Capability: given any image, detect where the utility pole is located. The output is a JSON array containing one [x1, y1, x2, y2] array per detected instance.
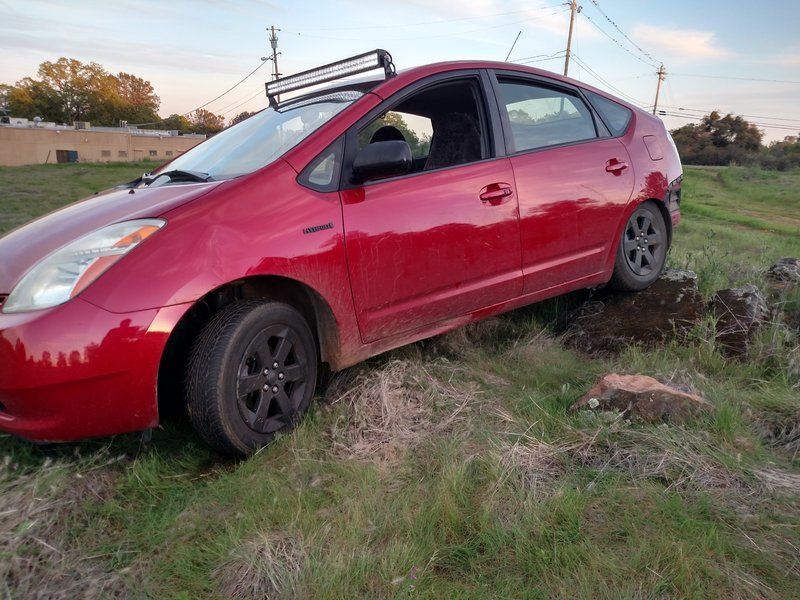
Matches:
[[268, 26, 281, 80], [564, 0, 578, 76], [652, 63, 666, 115]]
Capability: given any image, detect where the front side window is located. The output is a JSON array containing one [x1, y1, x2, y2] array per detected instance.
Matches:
[[355, 78, 488, 176], [498, 80, 597, 152], [153, 90, 363, 182]]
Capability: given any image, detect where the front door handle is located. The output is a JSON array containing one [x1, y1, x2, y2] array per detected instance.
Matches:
[[480, 183, 514, 205], [605, 159, 629, 174]]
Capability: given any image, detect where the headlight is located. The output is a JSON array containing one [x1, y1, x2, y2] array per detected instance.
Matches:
[[3, 219, 165, 313]]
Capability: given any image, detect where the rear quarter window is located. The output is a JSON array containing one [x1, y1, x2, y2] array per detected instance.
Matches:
[[586, 91, 632, 136]]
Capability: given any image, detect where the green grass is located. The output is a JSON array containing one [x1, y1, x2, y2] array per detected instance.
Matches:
[[0, 161, 152, 234], [1, 164, 799, 598]]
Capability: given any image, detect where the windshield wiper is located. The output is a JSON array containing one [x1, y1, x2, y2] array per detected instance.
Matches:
[[140, 169, 214, 186]]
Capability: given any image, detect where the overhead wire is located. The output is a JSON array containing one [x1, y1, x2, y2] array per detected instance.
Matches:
[[183, 60, 269, 116], [580, 10, 657, 68], [587, 0, 659, 66], [658, 112, 800, 132], [669, 73, 800, 85], [570, 55, 649, 107]]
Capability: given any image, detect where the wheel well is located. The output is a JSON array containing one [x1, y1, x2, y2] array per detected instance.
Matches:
[[156, 276, 339, 417], [651, 197, 673, 248]]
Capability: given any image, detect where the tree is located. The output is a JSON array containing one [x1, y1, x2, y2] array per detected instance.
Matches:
[[158, 113, 192, 132], [1, 57, 161, 126], [671, 111, 763, 166], [188, 109, 225, 135], [230, 110, 256, 126], [114, 72, 160, 125]]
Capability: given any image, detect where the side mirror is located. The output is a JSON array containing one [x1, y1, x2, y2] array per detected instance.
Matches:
[[352, 140, 412, 183]]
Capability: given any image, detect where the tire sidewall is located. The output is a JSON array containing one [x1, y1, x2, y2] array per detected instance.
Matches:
[[198, 302, 317, 455], [611, 201, 667, 291]]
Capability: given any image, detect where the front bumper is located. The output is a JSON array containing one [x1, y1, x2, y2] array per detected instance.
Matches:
[[0, 298, 188, 442]]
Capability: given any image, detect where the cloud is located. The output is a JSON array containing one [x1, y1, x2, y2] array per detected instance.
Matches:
[[632, 25, 730, 60]]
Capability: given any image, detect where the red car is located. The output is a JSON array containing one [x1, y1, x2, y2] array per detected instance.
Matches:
[[0, 51, 681, 456]]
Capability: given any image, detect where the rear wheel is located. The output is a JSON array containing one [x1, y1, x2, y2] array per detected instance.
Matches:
[[187, 300, 317, 456], [609, 201, 668, 291]]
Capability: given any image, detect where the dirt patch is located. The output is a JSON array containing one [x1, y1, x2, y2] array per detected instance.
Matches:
[[215, 531, 307, 600], [0, 457, 127, 599], [324, 359, 476, 463]]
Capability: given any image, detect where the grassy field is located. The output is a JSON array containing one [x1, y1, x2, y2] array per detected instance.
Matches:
[[1, 164, 798, 599]]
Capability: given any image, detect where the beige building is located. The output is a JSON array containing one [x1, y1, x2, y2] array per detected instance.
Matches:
[[0, 122, 206, 166]]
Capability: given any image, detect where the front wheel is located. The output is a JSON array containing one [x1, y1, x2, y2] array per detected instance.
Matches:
[[186, 300, 318, 456], [609, 201, 668, 291]]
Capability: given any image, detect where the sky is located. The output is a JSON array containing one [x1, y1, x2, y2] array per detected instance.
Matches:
[[1, 0, 798, 143]]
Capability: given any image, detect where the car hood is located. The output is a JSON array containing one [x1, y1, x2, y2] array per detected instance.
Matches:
[[0, 180, 225, 293]]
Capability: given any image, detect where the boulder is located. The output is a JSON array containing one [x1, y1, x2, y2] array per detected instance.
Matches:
[[711, 285, 770, 358], [570, 373, 713, 424], [766, 257, 800, 285], [566, 270, 704, 355]]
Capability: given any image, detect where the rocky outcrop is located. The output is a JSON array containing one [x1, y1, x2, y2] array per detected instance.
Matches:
[[570, 373, 713, 424], [566, 270, 704, 355]]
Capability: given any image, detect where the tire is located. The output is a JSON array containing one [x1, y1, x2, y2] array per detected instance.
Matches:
[[186, 300, 318, 456], [609, 201, 668, 291]]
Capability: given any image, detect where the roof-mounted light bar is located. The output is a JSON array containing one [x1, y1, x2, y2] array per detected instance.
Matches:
[[266, 49, 395, 106]]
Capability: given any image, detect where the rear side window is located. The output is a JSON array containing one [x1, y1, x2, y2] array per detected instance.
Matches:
[[497, 80, 597, 152], [585, 91, 632, 136]]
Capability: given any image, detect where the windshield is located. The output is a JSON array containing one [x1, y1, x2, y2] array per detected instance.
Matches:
[[152, 90, 363, 181]]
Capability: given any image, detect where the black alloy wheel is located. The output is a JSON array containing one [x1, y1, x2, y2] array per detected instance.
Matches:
[[187, 300, 317, 456], [609, 201, 668, 291]]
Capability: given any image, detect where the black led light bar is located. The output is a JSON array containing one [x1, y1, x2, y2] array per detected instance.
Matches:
[[266, 49, 395, 106]]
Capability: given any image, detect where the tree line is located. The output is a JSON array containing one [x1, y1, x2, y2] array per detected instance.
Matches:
[[670, 111, 800, 170], [0, 57, 246, 135]]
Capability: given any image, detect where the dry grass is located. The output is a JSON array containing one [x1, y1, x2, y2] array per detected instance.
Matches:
[[324, 359, 477, 463], [494, 417, 772, 499], [0, 455, 126, 599], [494, 438, 565, 500], [214, 531, 307, 600]]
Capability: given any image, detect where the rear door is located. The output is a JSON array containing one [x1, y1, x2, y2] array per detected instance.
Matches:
[[492, 73, 634, 294], [340, 74, 522, 343]]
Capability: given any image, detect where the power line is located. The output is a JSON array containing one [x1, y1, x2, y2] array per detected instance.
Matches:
[[512, 50, 566, 65], [570, 55, 648, 107], [587, 0, 659, 66], [658, 112, 800, 132], [580, 10, 657, 68], [658, 104, 800, 125], [670, 73, 800, 85], [183, 60, 269, 116], [218, 89, 267, 117]]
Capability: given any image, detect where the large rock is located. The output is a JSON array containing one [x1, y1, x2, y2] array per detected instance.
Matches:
[[566, 270, 705, 355], [711, 285, 770, 358], [765, 258, 800, 332], [570, 373, 713, 424], [766, 257, 800, 285]]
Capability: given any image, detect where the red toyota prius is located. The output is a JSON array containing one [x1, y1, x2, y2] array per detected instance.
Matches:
[[0, 51, 681, 455]]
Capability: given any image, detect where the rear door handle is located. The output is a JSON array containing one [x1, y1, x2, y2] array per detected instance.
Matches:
[[480, 183, 514, 205], [605, 159, 629, 174]]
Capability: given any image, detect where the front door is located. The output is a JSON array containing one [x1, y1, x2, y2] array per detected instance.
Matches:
[[341, 76, 522, 343]]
